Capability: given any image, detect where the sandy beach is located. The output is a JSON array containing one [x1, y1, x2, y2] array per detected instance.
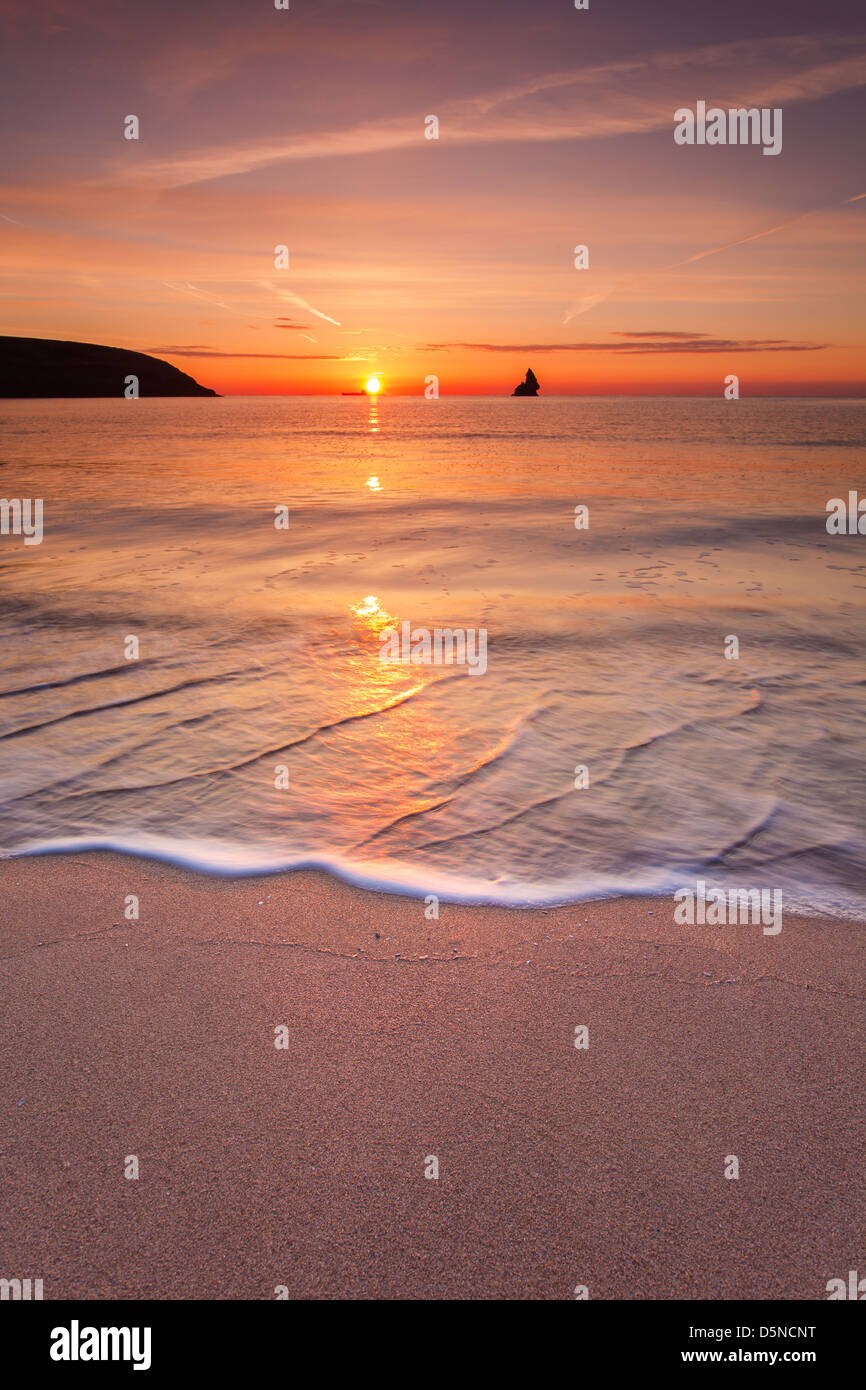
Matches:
[[1, 851, 863, 1300]]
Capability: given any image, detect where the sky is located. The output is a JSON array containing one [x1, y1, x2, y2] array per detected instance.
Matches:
[[0, 0, 864, 395]]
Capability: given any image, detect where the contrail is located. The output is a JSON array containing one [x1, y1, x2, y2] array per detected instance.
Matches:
[[162, 278, 341, 329], [563, 190, 866, 322], [258, 280, 341, 326]]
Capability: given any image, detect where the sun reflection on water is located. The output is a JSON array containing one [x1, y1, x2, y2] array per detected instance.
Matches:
[[350, 593, 394, 636]]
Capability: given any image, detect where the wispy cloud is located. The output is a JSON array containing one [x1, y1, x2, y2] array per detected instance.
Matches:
[[149, 347, 342, 360], [563, 188, 866, 322], [424, 334, 829, 354], [257, 280, 341, 327], [102, 33, 866, 190]]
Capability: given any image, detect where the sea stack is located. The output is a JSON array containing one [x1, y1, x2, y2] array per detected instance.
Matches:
[[512, 368, 539, 396]]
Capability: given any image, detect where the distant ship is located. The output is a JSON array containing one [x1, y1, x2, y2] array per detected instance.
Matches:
[[341, 390, 365, 396]]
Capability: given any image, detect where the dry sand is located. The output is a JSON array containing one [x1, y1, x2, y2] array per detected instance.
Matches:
[[0, 851, 863, 1300]]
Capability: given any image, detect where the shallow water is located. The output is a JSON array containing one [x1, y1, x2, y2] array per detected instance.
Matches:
[[1, 395, 864, 914]]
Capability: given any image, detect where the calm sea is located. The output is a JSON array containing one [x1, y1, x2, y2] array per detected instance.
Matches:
[[1, 396, 864, 915]]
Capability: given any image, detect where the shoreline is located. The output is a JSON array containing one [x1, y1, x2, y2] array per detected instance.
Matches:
[[7, 842, 866, 923], [1, 850, 864, 1299]]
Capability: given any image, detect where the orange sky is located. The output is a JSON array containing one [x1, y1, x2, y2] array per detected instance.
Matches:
[[1, 1, 864, 394]]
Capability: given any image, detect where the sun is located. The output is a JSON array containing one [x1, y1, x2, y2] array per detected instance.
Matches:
[[364, 376, 381, 394]]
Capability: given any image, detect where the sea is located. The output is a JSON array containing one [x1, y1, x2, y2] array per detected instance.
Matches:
[[1, 395, 864, 916]]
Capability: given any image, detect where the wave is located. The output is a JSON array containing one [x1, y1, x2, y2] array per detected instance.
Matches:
[[7, 833, 866, 921], [0, 666, 254, 742], [787, 439, 865, 448]]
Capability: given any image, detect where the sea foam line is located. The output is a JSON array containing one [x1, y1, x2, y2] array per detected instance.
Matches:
[[5, 833, 866, 919]]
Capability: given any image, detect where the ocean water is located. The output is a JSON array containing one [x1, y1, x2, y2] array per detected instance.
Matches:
[[1, 395, 864, 915]]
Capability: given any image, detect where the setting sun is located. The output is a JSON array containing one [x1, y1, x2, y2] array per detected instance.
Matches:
[[364, 377, 381, 394]]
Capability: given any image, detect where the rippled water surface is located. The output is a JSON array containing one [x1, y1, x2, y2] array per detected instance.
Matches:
[[1, 396, 864, 914]]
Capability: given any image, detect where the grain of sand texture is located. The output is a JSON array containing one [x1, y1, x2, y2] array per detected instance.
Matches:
[[1, 852, 863, 1300]]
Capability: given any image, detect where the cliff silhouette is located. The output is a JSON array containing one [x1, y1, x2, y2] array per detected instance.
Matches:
[[0, 336, 218, 398], [512, 368, 539, 396]]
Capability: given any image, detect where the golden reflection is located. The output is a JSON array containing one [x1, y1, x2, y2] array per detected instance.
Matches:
[[365, 474, 382, 490], [350, 593, 394, 636], [341, 599, 445, 814]]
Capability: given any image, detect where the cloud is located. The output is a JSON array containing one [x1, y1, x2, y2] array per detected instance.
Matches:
[[258, 280, 341, 326], [149, 347, 342, 359], [106, 32, 866, 189], [614, 330, 713, 339], [423, 334, 829, 354]]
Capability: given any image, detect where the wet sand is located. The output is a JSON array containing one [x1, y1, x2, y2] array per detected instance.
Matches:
[[0, 851, 863, 1300]]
